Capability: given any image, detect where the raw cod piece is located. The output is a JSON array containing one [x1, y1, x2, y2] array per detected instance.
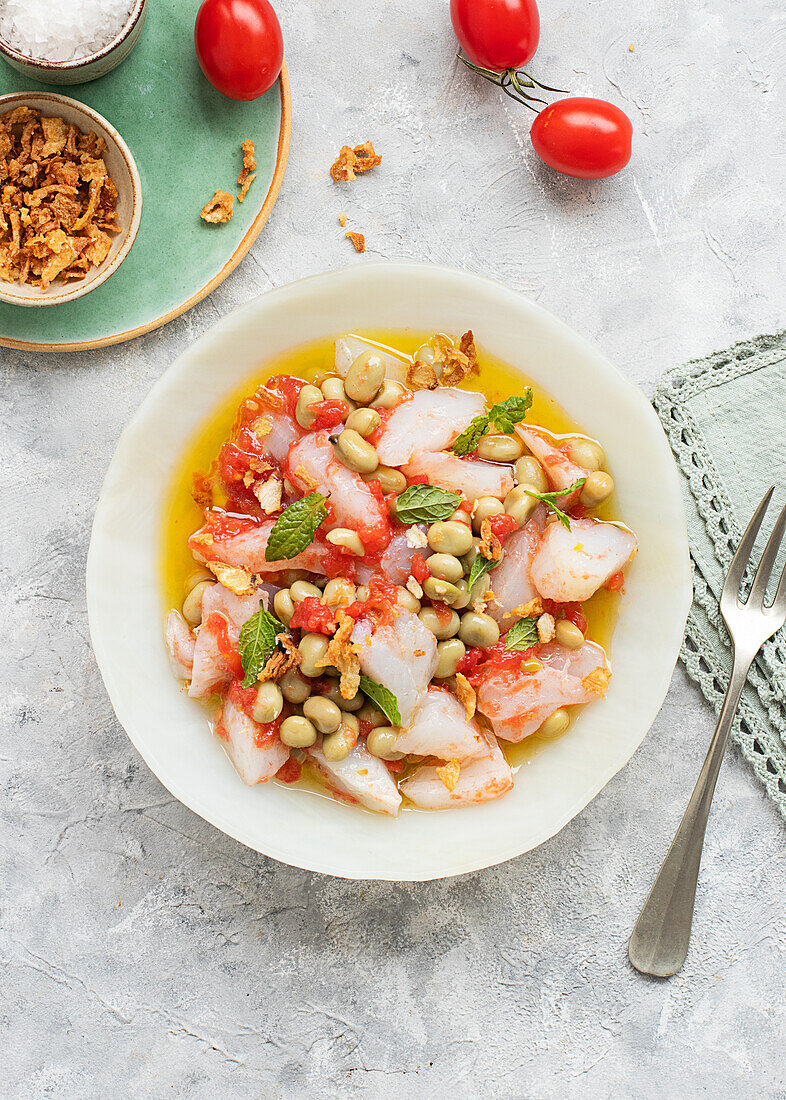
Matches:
[[287, 431, 389, 549], [487, 506, 546, 624], [399, 731, 513, 809], [188, 582, 266, 698], [165, 610, 195, 680], [216, 693, 289, 785], [530, 519, 637, 603], [515, 426, 587, 495], [307, 739, 402, 816], [476, 641, 610, 742], [190, 517, 331, 576], [376, 388, 486, 466], [351, 609, 437, 726], [395, 687, 487, 760], [403, 450, 514, 503]]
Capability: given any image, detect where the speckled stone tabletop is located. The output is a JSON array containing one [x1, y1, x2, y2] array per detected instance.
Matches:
[[3, 1, 786, 1096]]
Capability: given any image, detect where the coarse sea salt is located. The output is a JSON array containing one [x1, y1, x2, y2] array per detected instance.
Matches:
[[0, 0, 134, 63]]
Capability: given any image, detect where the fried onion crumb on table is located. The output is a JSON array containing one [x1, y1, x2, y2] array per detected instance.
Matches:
[[200, 189, 234, 224]]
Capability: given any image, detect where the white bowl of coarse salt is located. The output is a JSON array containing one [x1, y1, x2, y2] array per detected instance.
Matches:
[[0, 0, 146, 85]]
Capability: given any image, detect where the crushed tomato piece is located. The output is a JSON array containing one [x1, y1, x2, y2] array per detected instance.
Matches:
[[289, 596, 337, 635]]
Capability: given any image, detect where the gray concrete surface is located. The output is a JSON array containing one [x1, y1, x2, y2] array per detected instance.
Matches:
[[2, 0, 785, 1096]]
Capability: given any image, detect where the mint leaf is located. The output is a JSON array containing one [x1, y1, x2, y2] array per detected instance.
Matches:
[[505, 616, 539, 651], [238, 604, 287, 687], [488, 392, 533, 434], [450, 414, 489, 456], [450, 391, 533, 455], [394, 484, 462, 524], [524, 478, 586, 530], [265, 492, 328, 561], [468, 551, 498, 589], [359, 675, 402, 726]]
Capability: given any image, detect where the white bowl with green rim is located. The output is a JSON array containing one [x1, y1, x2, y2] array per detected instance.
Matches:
[[87, 262, 692, 882], [0, 92, 142, 307]]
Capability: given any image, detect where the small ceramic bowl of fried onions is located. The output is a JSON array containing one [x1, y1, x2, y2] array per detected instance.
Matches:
[[0, 91, 142, 307]]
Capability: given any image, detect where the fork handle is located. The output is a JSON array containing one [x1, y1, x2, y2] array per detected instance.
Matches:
[[628, 649, 752, 977]]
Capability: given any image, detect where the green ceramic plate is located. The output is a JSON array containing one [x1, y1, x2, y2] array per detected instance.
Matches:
[[0, 0, 290, 351]]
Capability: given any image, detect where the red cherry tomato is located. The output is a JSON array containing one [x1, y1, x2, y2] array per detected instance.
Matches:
[[450, 0, 540, 72], [530, 98, 632, 179], [195, 0, 283, 102]]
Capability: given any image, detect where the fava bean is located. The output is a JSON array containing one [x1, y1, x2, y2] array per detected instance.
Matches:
[[434, 638, 466, 678], [344, 349, 386, 403], [450, 578, 472, 610], [427, 520, 474, 556], [580, 471, 614, 507], [422, 576, 462, 604], [357, 703, 387, 728], [555, 620, 585, 649], [458, 611, 500, 648], [321, 376, 355, 411], [326, 527, 365, 556], [418, 606, 460, 640], [252, 681, 284, 724], [367, 726, 404, 760], [298, 632, 330, 677], [273, 588, 295, 625], [295, 383, 324, 429], [450, 508, 473, 527], [504, 485, 539, 526], [322, 680, 363, 711], [476, 433, 523, 463], [427, 553, 464, 583], [472, 496, 505, 534], [362, 465, 406, 494], [345, 407, 381, 437], [182, 579, 214, 626], [322, 725, 354, 762], [331, 428, 379, 474], [303, 695, 342, 734], [514, 456, 548, 493], [395, 586, 421, 613], [322, 577, 356, 608], [370, 379, 407, 409], [279, 670, 311, 704], [520, 657, 543, 674], [565, 436, 605, 472], [280, 715, 317, 748], [538, 708, 570, 739], [290, 579, 322, 602]]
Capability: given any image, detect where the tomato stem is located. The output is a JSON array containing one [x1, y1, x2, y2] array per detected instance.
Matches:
[[457, 52, 568, 112]]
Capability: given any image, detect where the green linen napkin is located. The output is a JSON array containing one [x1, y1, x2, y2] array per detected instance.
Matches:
[[654, 332, 786, 819]]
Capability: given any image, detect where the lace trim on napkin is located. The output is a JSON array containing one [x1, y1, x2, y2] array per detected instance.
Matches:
[[655, 332, 786, 819]]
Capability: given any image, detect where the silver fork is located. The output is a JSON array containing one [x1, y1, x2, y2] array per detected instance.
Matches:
[[629, 486, 786, 977]]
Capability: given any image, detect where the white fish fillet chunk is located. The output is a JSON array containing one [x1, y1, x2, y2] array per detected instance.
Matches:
[[516, 426, 587, 494], [190, 518, 330, 576], [403, 450, 514, 503], [476, 641, 610, 742], [352, 609, 437, 726], [376, 388, 485, 466], [216, 694, 289, 785], [287, 431, 389, 548], [335, 335, 410, 384], [530, 519, 637, 603], [356, 530, 430, 586], [307, 740, 402, 816], [399, 731, 513, 809], [165, 610, 195, 680], [487, 506, 546, 624], [395, 687, 487, 760], [188, 582, 264, 698]]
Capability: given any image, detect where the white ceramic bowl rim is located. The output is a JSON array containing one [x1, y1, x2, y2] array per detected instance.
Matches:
[[87, 262, 693, 881], [0, 91, 142, 307], [0, 0, 145, 70]]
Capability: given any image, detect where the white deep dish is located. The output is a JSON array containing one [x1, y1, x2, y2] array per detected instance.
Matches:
[[87, 263, 692, 881]]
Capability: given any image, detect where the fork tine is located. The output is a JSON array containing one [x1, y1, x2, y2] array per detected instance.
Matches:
[[750, 501, 786, 606], [723, 487, 774, 602]]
